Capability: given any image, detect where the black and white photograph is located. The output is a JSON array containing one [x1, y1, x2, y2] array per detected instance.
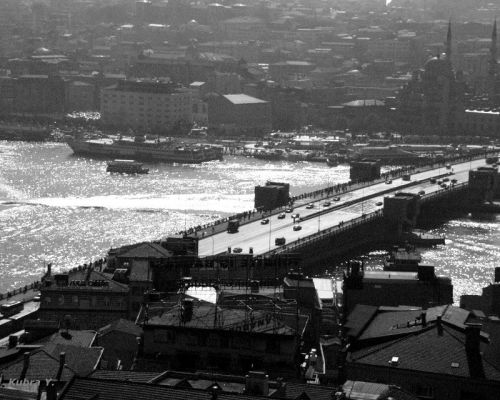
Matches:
[[0, 0, 499, 398]]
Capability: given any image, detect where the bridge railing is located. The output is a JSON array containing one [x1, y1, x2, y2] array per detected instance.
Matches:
[[266, 181, 472, 256], [420, 182, 469, 202], [266, 210, 384, 256]]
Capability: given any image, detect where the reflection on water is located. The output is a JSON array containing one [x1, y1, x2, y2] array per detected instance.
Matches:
[[0, 141, 498, 302], [0, 141, 349, 291]]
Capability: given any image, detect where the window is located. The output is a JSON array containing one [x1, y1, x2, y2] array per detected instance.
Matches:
[[72, 295, 78, 304], [104, 296, 110, 307]]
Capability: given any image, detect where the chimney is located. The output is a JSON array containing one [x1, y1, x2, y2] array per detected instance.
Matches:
[[182, 298, 194, 322], [46, 380, 58, 400], [56, 352, 66, 381], [495, 267, 500, 283], [421, 312, 427, 327], [47, 263, 52, 276], [436, 315, 443, 336], [20, 352, 30, 380], [465, 323, 485, 379], [245, 371, 269, 396]]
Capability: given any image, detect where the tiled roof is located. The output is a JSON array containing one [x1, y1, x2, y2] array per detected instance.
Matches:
[[145, 299, 300, 335], [98, 318, 143, 337], [349, 324, 500, 381], [344, 304, 378, 338], [358, 309, 424, 342], [60, 377, 276, 400], [37, 330, 97, 348], [341, 381, 419, 400], [44, 343, 103, 377], [0, 387, 38, 399], [88, 370, 162, 382], [281, 382, 334, 400], [0, 349, 76, 381], [117, 243, 172, 259]]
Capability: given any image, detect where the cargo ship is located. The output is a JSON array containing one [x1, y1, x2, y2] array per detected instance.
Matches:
[[66, 135, 223, 164]]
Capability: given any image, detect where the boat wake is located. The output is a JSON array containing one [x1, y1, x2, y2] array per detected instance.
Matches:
[[0, 193, 254, 214]]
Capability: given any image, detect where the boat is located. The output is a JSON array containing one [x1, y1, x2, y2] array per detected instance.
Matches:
[[106, 159, 149, 174], [66, 135, 224, 164]]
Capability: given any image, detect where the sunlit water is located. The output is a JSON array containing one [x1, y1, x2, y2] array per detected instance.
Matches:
[[0, 141, 499, 304]]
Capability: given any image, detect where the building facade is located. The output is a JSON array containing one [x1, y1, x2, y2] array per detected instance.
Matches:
[[100, 79, 193, 131]]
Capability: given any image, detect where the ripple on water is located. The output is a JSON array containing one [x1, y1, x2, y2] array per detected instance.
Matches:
[[0, 141, 499, 299]]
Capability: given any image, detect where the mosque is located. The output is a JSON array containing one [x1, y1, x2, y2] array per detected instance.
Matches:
[[397, 21, 499, 136]]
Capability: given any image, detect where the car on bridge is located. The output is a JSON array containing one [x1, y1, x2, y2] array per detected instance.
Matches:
[[277, 213, 286, 219], [376, 201, 383, 206], [285, 208, 293, 213], [261, 218, 269, 225], [232, 247, 242, 253], [430, 178, 436, 184], [451, 178, 458, 184], [275, 237, 286, 245], [323, 201, 331, 207], [293, 224, 302, 231], [334, 197, 341, 201], [443, 177, 450, 182], [386, 179, 392, 184], [306, 203, 314, 209], [418, 190, 426, 195]]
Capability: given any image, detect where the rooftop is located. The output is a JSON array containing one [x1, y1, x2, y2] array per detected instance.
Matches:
[[223, 94, 268, 105]]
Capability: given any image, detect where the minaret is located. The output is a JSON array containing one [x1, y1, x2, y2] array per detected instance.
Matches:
[[489, 20, 498, 103], [446, 19, 452, 61], [489, 19, 498, 81]]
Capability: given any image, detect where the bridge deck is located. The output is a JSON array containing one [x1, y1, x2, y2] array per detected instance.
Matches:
[[197, 158, 489, 257]]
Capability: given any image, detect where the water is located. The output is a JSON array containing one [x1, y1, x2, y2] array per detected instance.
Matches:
[[0, 141, 498, 304], [0, 141, 349, 291]]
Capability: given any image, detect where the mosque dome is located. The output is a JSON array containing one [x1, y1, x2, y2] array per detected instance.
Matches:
[[423, 56, 453, 79]]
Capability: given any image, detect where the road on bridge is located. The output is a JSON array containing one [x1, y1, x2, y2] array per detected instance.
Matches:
[[197, 158, 488, 256]]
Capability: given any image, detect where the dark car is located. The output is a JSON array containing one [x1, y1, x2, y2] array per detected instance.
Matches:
[[275, 237, 286, 245], [232, 247, 242, 253], [260, 218, 269, 225], [293, 224, 302, 231], [285, 208, 293, 213], [334, 197, 341, 201], [277, 213, 286, 219], [323, 201, 331, 207], [306, 203, 314, 209]]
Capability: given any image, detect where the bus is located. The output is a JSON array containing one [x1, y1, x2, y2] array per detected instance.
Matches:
[[0, 301, 24, 318], [227, 219, 240, 233]]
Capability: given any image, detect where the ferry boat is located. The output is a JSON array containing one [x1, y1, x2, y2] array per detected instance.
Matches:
[[106, 160, 149, 174], [66, 135, 224, 164]]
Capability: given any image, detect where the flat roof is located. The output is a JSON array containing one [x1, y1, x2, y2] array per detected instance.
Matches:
[[364, 271, 418, 281], [223, 94, 267, 105]]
